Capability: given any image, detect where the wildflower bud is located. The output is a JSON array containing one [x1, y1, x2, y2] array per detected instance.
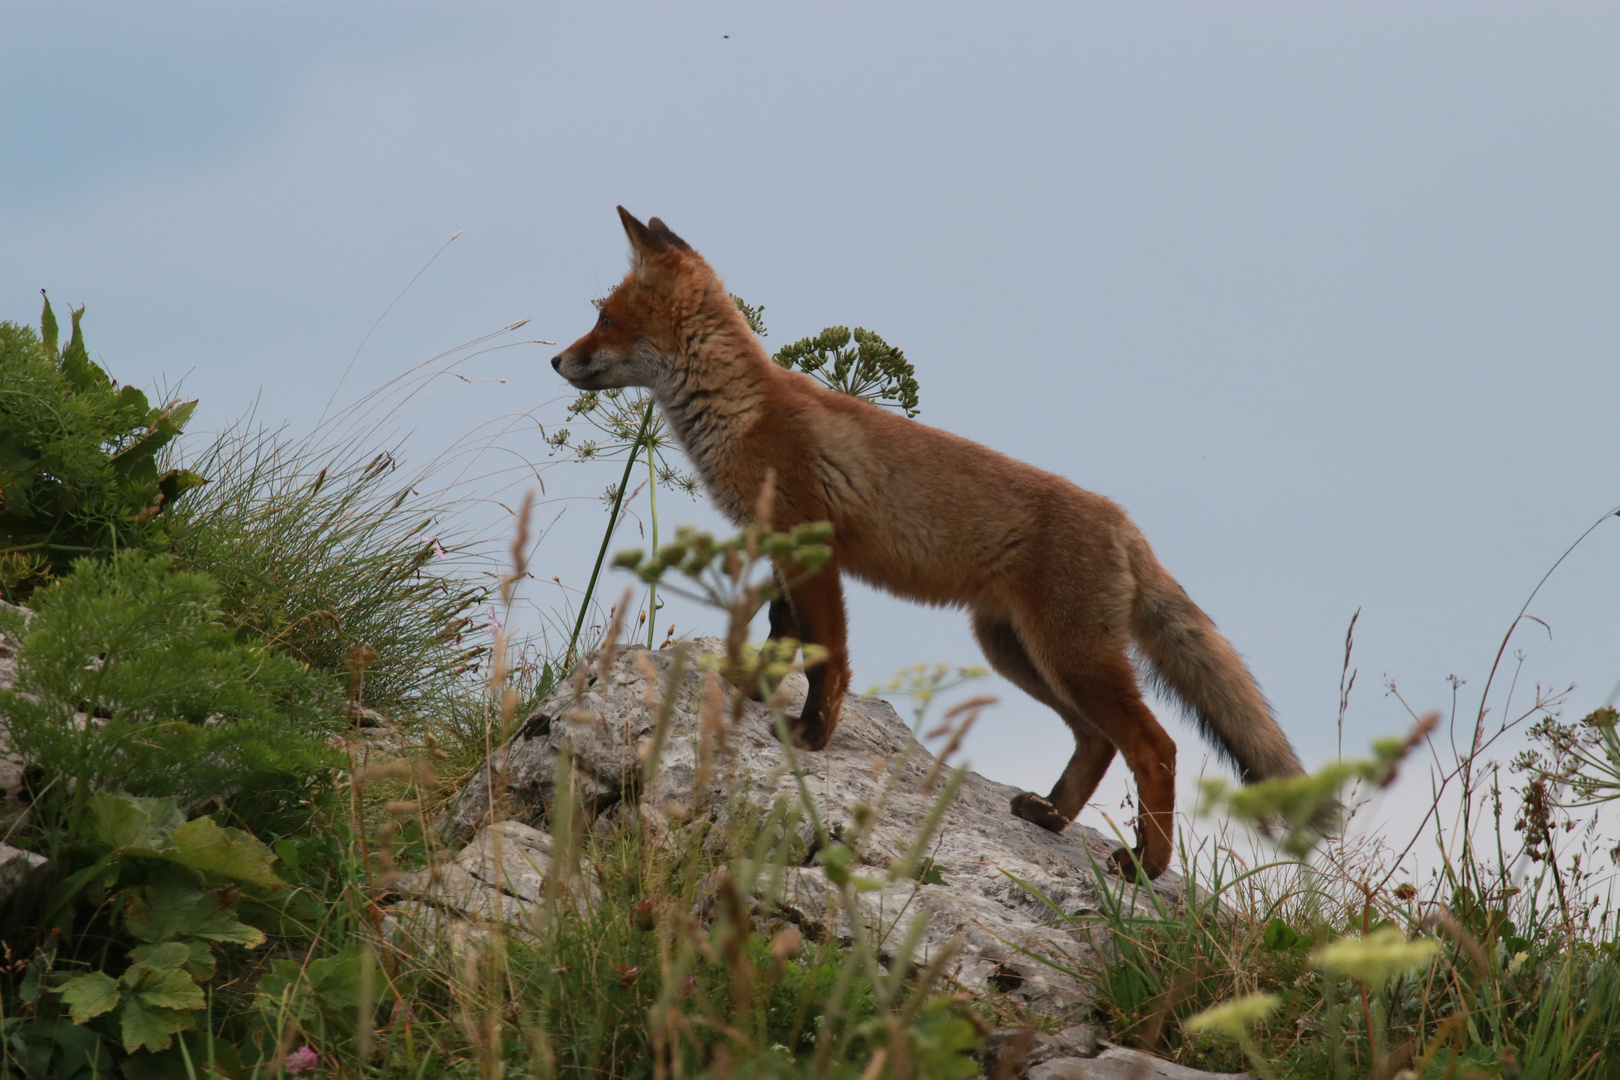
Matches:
[[1184, 993, 1280, 1040], [612, 549, 645, 570], [818, 843, 855, 886], [770, 927, 802, 963], [852, 801, 875, 829], [792, 521, 834, 544], [1311, 927, 1439, 986], [761, 533, 796, 557], [793, 544, 832, 569]]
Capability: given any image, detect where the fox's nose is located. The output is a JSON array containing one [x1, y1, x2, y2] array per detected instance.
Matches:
[[551, 355, 562, 371]]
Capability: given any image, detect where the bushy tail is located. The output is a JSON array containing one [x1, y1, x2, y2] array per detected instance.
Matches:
[[1125, 535, 1304, 783]]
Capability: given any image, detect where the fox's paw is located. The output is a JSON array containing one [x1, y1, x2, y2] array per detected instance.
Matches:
[[1106, 846, 1145, 879], [1105, 845, 1168, 882], [1009, 792, 1067, 833], [786, 714, 834, 752]]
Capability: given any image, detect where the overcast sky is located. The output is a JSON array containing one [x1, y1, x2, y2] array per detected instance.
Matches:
[[5, 3, 1618, 871]]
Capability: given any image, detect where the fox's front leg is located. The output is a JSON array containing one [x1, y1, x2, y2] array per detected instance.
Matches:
[[776, 558, 850, 750], [734, 580, 802, 703]]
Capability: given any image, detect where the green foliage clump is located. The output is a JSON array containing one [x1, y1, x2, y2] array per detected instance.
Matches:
[[0, 296, 203, 603], [161, 426, 490, 713], [9, 791, 283, 1079], [0, 550, 340, 845]]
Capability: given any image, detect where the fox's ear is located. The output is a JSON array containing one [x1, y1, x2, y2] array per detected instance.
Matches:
[[647, 217, 691, 251], [618, 206, 692, 261], [618, 208, 670, 265], [618, 206, 659, 255]]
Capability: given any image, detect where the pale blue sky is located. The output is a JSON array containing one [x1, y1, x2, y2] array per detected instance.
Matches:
[[5, 3, 1618, 852]]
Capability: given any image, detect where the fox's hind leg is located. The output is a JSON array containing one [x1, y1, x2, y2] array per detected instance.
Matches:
[[971, 614, 1117, 833], [1039, 647, 1177, 881]]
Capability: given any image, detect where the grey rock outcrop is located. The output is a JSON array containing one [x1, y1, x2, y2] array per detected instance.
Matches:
[[1027, 1048, 1251, 1080], [421, 640, 1188, 1013]]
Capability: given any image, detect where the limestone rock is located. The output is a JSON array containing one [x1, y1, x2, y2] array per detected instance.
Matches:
[[984, 1025, 1102, 1076], [433, 640, 1188, 1011], [1026, 1047, 1252, 1080], [0, 843, 48, 906]]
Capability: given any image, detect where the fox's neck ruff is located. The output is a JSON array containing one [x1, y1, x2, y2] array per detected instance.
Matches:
[[650, 292, 773, 520]]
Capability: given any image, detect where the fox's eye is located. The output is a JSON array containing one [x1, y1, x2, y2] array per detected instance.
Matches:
[[597, 313, 612, 330]]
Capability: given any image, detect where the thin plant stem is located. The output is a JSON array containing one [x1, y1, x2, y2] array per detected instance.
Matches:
[[564, 399, 657, 667], [646, 422, 659, 648]]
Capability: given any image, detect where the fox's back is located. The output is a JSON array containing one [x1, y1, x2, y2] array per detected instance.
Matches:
[[729, 369, 1132, 609]]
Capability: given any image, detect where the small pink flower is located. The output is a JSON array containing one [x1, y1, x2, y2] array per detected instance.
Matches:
[[285, 1046, 319, 1076]]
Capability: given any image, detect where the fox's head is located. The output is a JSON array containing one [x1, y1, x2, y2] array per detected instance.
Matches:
[[551, 207, 706, 392]]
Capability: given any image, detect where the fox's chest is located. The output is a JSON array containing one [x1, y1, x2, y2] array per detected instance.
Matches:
[[658, 403, 752, 522]]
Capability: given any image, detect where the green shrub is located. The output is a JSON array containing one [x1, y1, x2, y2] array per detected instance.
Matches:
[[0, 296, 203, 603], [0, 550, 341, 850]]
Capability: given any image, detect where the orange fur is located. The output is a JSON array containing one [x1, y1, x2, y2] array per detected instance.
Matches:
[[552, 208, 1305, 879]]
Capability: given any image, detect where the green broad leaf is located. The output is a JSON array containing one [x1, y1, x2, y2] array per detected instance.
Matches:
[[8, 1018, 112, 1080], [905, 997, 983, 1079], [59, 305, 108, 392], [91, 792, 184, 853], [166, 816, 282, 889], [184, 939, 217, 981], [306, 945, 365, 1007], [132, 940, 216, 982], [122, 864, 214, 942], [115, 383, 151, 414], [121, 1031, 241, 1080], [107, 429, 166, 480], [255, 959, 305, 1006], [55, 972, 121, 1024], [157, 467, 206, 506], [40, 293, 59, 353], [164, 399, 198, 430], [190, 908, 266, 948], [126, 941, 191, 972], [118, 995, 195, 1054], [1262, 917, 1311, 953], [19, 960, 42, 1002], [272, 838, 305, 873], [127, 965, 206, 1013]]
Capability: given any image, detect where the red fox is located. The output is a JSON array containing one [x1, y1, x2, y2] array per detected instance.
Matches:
[[552, 208, 1306, 879]]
